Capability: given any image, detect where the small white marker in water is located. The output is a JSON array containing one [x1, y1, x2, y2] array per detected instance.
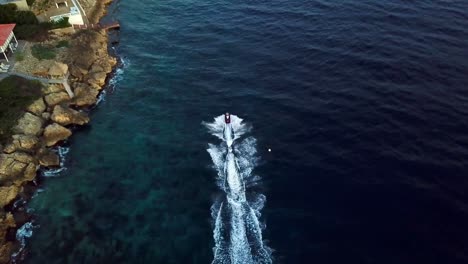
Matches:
[[268, 148, 271, 152]]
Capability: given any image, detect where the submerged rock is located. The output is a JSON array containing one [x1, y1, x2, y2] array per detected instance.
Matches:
[[43, 123, 72, 147], [51, 105, 90, 126], [13, 113, 44, 136]]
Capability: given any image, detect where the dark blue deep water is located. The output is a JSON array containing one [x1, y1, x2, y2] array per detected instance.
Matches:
[[24, 0, 468, 263]]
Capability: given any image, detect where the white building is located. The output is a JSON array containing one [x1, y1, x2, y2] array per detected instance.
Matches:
[[45, 0, 85, 25], [0, 0, 29, 11]]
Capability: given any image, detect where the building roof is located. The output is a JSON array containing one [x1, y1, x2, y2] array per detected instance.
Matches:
[[0, 24, 15, 46]]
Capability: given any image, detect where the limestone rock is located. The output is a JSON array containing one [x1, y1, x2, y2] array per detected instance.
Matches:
[[2, 143, 15, 154], [0, 213, 15, 263], [0, 242, 14, 264], [89, 83, 102, 90], [87, 71, 107, 86], [89, 64, 104, 73], [13, 113, 44, 136], [4, 135, 39, 153], [69, 65, 88, 80], [72, 84, 99, 107], [42, 84, 65, 94], [43, 123, 72, 147], [0, 152, 36, 184], [38, 148, 60, 167], [23, 162, 38, 182], [0, 185, 19, 207], [27, 98, 46, 116], [42, 112, 51, 120], [51, 105, 89, 126], [44, 91, 70, 107]]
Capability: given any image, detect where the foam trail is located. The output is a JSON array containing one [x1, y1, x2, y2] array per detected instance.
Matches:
[[206, 114, 272, 264]]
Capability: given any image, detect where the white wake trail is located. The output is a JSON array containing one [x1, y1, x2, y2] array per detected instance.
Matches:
[[206, 114, 272, 264]]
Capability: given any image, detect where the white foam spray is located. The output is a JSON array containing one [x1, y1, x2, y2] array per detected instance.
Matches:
[[205, 114, 272, 264], [42, 146, 70, 177]]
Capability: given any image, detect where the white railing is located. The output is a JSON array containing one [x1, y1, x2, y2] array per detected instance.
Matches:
[[0, 32, 13, 52]]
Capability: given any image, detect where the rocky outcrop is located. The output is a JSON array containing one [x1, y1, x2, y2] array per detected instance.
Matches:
[[0, 213, 16, 263], [0, 1, 116, 261], [69, 65, 88, 80], [72, 84, 99, 107], [0, 152, 37, 184], [13, 113, 44, 136], [68, 30, 117, 84], [44, 91, 70, 107], [51, 105, 90, 126], [3, 135, 39, 154], [27, 98, 46, 116], [87, 71, 107, 87], [43, 123, 72, 147], [0, 185, 20, 207], [42, 84, 65, 95], [37, 148, 60, 167]]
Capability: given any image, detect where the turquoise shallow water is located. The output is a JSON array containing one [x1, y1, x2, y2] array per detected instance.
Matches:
[[23, 0, 468, 263]]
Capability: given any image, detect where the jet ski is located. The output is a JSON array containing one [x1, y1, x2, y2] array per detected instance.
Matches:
[[223, 113, 234, 150]]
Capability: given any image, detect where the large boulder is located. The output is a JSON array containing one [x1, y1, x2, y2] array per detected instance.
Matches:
[[0, 152, 36, 184], [13, 113, 44, 136], [43, 123, 72, 147], [69, 65, 88, 80], [51, 105, 89, 126], [89, 64, 104, 74], [42, 84, 65, 95], [37, 148, 60, 167], [44, 91, 70, 107], [27, 98, 46, 116], [87, 71, 107, 86], [3, 135, 39, 153], [72, 84, 99, 107], [0, 185, 19, 207], [2, 143, 15, 154], [48, 62, 68, 78]]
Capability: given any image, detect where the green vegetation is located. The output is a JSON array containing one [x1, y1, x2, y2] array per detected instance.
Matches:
[[56, 40, 69, 48], [0, 76, 42, 143], [0, 4, 45, 41], [0, 4, 38, 24], [0, 4, 71, 41], [15, 52, 25, 61], [27, 0, 36, 6], [31, 44, 56, 60], [13, 24, 50, 41], [50, 17, 71, 29]]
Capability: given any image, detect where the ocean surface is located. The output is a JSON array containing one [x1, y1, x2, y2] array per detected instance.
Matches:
[[22, 0, 468, 263]]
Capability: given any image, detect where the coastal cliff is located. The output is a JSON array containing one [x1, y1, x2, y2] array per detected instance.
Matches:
[[0, 1, 116, 262]]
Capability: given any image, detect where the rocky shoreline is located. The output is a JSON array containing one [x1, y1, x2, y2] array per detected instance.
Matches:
[[0, 0, 116, 262]]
